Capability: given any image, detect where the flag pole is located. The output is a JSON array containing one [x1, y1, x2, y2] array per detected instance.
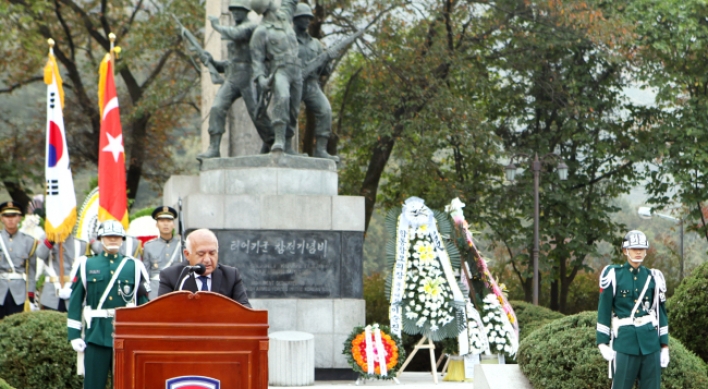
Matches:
[[46, 37, 66, 286], [109, 33, 116, 73]]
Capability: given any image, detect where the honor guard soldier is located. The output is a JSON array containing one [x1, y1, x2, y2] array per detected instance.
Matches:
[[90, 230, 142, 259], [596, 230, 669, 389], [142, 206, 182, 299], [0, 201, 39, 318], [67, 220, 150, 389], [35, 234, 90, 312]]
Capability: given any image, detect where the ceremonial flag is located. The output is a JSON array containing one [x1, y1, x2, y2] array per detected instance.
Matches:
[[43, 42, 77, 242], [97, 52, 129, 228]]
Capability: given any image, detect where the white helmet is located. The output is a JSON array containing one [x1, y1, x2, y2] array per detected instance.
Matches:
[[622, 230, 649, 250], [97, 220, 126, 240]]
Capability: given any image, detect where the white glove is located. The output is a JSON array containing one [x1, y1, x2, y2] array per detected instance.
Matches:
[[58, 287, 72, 300], [598, 344, 615, 362], [71, 338, 86, 352], [660, 347, 670, 368], [29, 302, 39, 312]]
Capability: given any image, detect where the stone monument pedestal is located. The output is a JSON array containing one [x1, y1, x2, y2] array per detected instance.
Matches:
[[164, 153, 365, 376]]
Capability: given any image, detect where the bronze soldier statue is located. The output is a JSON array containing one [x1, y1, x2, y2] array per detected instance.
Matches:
[[293, 3, 339, 162], [198, 0, 273, 158], [250, 0, 302, 155]]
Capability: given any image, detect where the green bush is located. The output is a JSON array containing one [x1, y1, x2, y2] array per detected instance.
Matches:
[[517, 311, 708, 389], [0, 311, 82, 389], [0, 378, 15, 389], [668, 261, 708, 363], [510, 300, 565, 341]]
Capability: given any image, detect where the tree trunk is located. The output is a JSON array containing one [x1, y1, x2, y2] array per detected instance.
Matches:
[[550, 277, 559, 311], [360, 136, 396, 232], [125, 114, 151, 203], [3, 182, 31, 211], [559, 261, 580, 314]]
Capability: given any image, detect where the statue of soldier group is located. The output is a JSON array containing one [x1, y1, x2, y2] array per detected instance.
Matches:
[[182, 0, 364, 162]]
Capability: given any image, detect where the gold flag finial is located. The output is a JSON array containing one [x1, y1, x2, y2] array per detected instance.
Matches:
[[48, 38, 55, 48]]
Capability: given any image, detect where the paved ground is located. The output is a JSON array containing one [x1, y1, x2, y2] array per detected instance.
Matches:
[[273, 372, 470, 388]]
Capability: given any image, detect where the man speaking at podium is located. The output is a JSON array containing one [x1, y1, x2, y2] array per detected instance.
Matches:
[[157, 229, 251, 308]]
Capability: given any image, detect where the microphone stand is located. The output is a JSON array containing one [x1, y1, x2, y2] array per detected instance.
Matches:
[[178, 197, 186, 263]]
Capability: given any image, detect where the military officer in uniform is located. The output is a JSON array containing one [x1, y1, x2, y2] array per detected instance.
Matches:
[[250, 0, 302, 154], [199, 0, 274, 158], [293, 3, 339, 162], [35, 234, 90, 312], [67, 220, 149, 389], [142, 206, 182, 299], [596, 230, 669, 389], [0, 201, 39, 319]]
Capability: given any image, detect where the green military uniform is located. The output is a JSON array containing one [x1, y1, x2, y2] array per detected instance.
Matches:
[[596, 262, 669, 389], [67, 251, 149, 389]]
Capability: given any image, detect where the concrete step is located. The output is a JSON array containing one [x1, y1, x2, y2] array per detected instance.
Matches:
[[473, 364, 533, 389]]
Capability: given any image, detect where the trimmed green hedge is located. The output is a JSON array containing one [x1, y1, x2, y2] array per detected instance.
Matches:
[[668, 262, 708, 363], [0, 311, 82, 389], [518, 311, 708, 389], [510, 300, 565, 341]]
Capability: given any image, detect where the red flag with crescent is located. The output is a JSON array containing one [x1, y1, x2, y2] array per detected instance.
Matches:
[[97, 54, 129, 228]]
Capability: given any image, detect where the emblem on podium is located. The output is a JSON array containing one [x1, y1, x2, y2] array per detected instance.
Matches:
[[166, 376, 220, 389]]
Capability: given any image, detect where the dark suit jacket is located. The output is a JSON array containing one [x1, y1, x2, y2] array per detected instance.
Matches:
[[158, 263, 251, 308]]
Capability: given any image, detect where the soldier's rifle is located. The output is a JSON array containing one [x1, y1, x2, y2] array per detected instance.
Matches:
[[171, 14, 225, 85], [254, 74, 274, 120], [302, 28, 366, 79], [178, 197, 186, 263]]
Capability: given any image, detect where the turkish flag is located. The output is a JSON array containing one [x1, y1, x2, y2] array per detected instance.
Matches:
[[97, 55, 129, 228]]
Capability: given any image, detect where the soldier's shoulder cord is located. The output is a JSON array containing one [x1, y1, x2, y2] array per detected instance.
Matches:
[[28, 236, 39, 257]]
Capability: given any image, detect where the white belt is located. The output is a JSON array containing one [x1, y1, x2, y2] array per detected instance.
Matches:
[[0, 273, 25, 280], [612, 314, 657, 336], [82, 306, 115, 329]]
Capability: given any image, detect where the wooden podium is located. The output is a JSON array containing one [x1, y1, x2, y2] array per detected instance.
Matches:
[[113, 291, 268, 389]]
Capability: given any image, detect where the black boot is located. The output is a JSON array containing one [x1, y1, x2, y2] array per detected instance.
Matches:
[[197, 134, 222, 159], [313, 136, 339, 162]]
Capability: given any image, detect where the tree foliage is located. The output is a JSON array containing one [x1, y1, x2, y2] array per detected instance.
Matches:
[[0, 0, 203, 203], [628, 0, 708, 243], [332, 0, 645, 311]]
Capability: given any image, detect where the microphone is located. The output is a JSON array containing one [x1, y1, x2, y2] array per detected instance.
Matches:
[[177, 263, 207, 291], [185, 263, 206, 275]]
